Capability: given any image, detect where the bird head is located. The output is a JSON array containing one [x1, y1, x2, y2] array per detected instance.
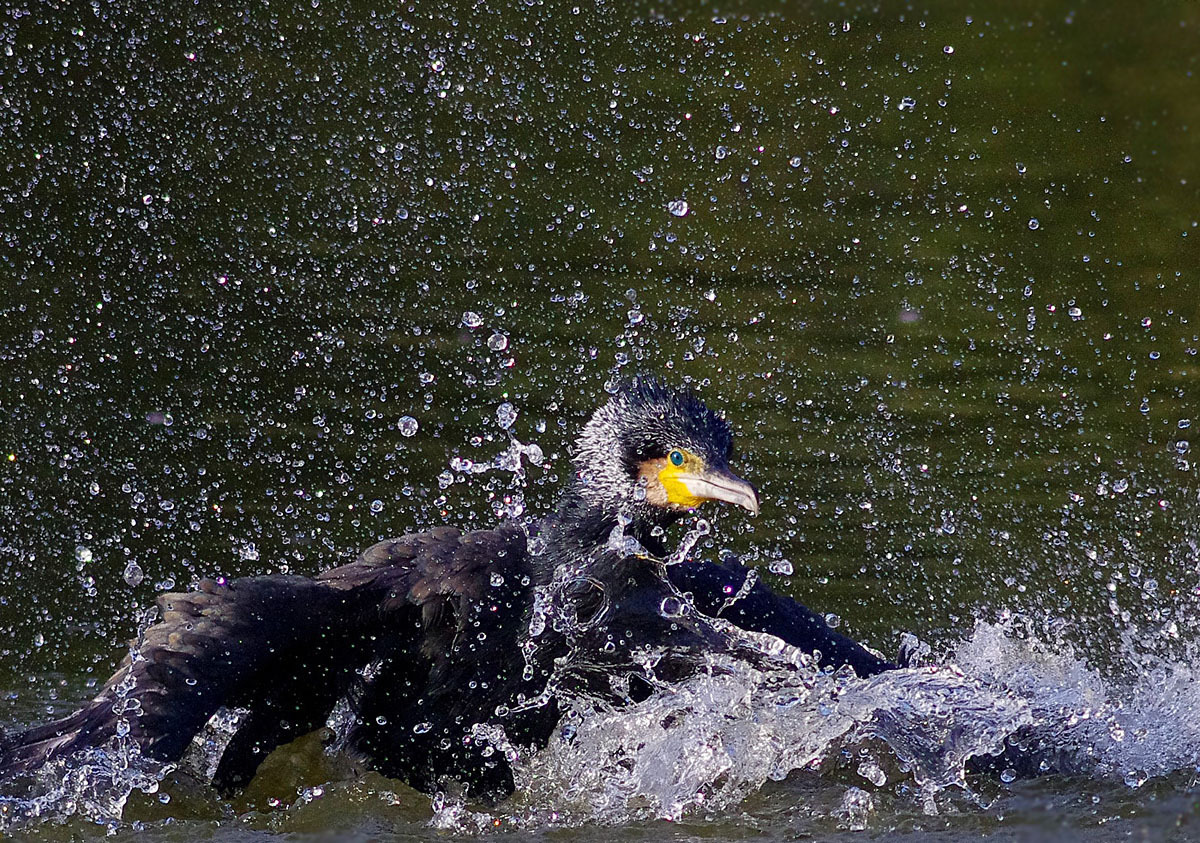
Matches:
[[570, 378, 760, 534]]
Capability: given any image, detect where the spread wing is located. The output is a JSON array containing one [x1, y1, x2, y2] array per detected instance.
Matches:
[[324, 524, 550, 796], [0, 523, 528, 792], [668, 559, 895, 677]]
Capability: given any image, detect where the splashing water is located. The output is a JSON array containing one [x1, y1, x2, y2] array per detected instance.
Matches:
[[499, 645, 1029, 826], [663, 517, 711, 566], [434, 614, 1200, 831], [952, 619, 1200, 784], [0, 744, 171, 832], [9, 515, 1200, 835], [0, 607, 174, 833], [10, 597, 1200, 832], [445, 431, 545, 520]]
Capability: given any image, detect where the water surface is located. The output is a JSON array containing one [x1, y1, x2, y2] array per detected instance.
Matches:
[[1, 0, 1197, 838]]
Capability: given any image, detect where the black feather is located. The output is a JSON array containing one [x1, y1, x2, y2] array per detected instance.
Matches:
[[0, 382, 891, 799]]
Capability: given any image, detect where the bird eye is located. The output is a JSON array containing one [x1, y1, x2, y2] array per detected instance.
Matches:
[[669, 449, 684, 466]]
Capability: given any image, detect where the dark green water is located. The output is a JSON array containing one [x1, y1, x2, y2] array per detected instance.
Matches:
[[1, 0, 1197, 838]]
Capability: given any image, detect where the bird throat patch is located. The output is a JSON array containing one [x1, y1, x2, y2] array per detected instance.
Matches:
[[641, 454, 706, 510]]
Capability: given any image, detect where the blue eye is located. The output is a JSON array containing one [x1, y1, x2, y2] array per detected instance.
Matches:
[[669, 450, 684, 466]]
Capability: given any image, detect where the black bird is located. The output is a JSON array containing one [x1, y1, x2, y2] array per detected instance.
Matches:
[[0, 380, 892, 798]]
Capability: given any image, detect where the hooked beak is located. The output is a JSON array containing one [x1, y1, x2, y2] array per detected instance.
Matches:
[[676, 466, 761, 516]]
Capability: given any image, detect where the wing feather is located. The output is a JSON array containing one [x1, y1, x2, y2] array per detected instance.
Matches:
[[0, 523, 528, 793]]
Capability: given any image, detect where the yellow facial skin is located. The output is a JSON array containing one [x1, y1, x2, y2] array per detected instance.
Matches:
[[638, 449, 761, 515], [657, 450, 708, 509]]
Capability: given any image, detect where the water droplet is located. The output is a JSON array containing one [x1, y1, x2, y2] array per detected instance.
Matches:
[[123, 561, 145, 587], [490, 572, 505, 587], [667, 199, 689, 217], [659, 596, 686, 617], [897, 96, 916, 111], [943, 45, 955, 55], [789, 156, 803, 168], [74, 545, 93, 564], [487, 331, 509, 351], [398, 416, 419, 437], [413, 721, 433, 734], [856, 759, 887, 786], [835, 786, 875, 831], [1028, 218, 1040, 230], [370, 499, 384, 513], [1124, 769, 1148, 788], [496, 402, 518, 430], [1000, 768, 1017, 783], [461, 311, 483, 329], [768, 559, 794, 575], [523, 442, 544, 465]]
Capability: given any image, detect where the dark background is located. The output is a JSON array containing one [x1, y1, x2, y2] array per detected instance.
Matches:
[[1, 0, 1196, 779]]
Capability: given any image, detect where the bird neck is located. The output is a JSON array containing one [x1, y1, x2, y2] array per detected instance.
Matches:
[[531, 482, 672, 586]]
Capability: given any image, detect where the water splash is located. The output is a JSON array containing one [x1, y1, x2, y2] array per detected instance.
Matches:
[[438, 615, 1200, 831], [12, 571, 1200, 832], [663, 517, 711, 566], [445, 432, 544, 520], [505, 652, 1029, 825], [448, 435, 544, 480], [0, 744, 171, 833], [179, 707, 249, 784], [0, 607, 173, 832], [952, 618, 1200, 783]]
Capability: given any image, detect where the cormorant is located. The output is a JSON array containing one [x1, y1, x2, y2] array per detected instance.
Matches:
[[0, 380, 892, 798]]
